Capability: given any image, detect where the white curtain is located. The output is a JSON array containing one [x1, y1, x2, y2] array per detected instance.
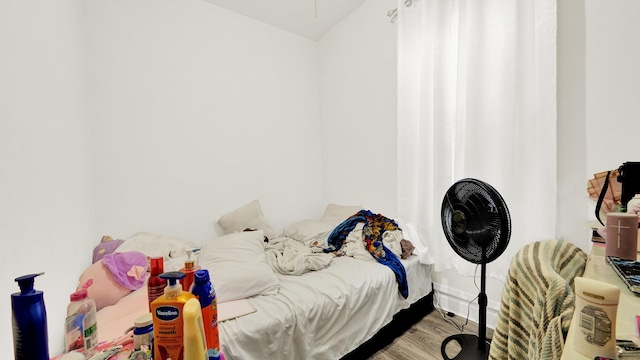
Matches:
[[397, 0, 557, 279]]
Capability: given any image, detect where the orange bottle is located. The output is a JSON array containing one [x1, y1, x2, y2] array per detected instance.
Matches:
[[179, 250, 200, 292]]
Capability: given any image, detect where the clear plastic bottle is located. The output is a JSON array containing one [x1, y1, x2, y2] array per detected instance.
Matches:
[[64, 279, 98, 357]]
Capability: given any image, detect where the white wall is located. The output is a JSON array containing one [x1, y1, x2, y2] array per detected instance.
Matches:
[[85, 0, 324, 242], [558, 0, 590, 258], [317, 0, 502, 326], [0, 0, 95, 356], [318, 0, 640, 330], [1, 0, 323, 357], [3, 0, 640, 357], [558, 0, 640, 245], [316, 0, 494, 327], [558, 0, 640, 249], [436, 0, 640, 328], [584, 0, 640, 174], [319, 0, 399, 217]]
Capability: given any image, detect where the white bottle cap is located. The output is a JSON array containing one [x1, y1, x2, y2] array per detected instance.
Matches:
[[59, 352, 85, 360], [134, 312, 153, 328]]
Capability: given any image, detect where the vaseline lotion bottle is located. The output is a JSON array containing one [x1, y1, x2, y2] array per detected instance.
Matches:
[[151, 271, 196, 360], [571, 277, 621, 359], [183, 298, 207, 360]]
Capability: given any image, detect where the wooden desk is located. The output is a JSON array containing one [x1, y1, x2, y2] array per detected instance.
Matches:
[[562, 244, 640, 359]]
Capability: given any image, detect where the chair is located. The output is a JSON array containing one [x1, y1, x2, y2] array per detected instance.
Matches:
[[488, 239, 587, 360]]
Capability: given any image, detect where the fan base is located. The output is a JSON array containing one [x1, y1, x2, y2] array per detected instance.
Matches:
[[440, 334, 489, 360]]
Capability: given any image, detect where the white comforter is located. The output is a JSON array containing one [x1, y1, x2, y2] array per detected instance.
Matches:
[[264, 236, 333, 275], [220, 255, 432, 360]]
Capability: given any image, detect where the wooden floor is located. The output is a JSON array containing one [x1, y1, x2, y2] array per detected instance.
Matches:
[[369, 308, 494, 360]]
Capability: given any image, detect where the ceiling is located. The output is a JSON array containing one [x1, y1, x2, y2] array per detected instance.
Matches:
[[200, 0, 369, 41]]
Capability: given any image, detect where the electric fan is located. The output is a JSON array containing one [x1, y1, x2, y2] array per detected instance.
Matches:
[[440, 178, 511, 360]]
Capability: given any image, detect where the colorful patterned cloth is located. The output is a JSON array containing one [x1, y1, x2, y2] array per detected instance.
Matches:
[[325, 210, 409, 298]]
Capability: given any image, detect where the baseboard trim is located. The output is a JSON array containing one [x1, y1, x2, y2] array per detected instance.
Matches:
[[432, 283, 499, 330]]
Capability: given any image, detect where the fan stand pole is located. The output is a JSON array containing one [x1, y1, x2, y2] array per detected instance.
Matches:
[[440, 262, 490, 360], [478, 261, 488, 352]]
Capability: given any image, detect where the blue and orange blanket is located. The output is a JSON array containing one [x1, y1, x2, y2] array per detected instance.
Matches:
[[324, 210, 409, 299]]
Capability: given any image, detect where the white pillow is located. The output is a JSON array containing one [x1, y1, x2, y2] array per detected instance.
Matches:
[[283, 220, 334, 245], [216, 200, 276, 239], [117, 232, 196, 260], [320, 203, 364, 226], [197, 230, 280, 303]]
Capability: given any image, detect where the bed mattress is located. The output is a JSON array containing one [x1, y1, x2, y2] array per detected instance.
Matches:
[[93, 229, 432, 360], [220, 254, 432, 360]]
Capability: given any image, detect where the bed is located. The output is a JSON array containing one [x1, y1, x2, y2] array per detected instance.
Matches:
[[220, 250, 432, 359], [82, 202, 434, 360]]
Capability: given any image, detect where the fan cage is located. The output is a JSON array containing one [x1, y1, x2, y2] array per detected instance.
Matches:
[[441, 178, 511, 264]]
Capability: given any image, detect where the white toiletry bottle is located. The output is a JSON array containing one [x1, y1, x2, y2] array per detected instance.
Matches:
[[627, 193, 640, 252], [626, 193, 640, 212], [571, 277, 621, 359]]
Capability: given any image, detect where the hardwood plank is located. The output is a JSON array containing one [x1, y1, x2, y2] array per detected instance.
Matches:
[[369, 309, 494, 360]]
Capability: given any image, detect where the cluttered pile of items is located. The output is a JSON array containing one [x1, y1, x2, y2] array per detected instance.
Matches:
[[11, 245, 222, 360]]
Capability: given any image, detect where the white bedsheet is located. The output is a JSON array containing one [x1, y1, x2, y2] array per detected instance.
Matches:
[[219, 254, 432, 360]]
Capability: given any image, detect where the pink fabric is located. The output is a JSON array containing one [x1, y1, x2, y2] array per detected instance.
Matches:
[[96, 286, 150, 342], [102, 252, 148, 290], [126, 265, 146, 281]]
